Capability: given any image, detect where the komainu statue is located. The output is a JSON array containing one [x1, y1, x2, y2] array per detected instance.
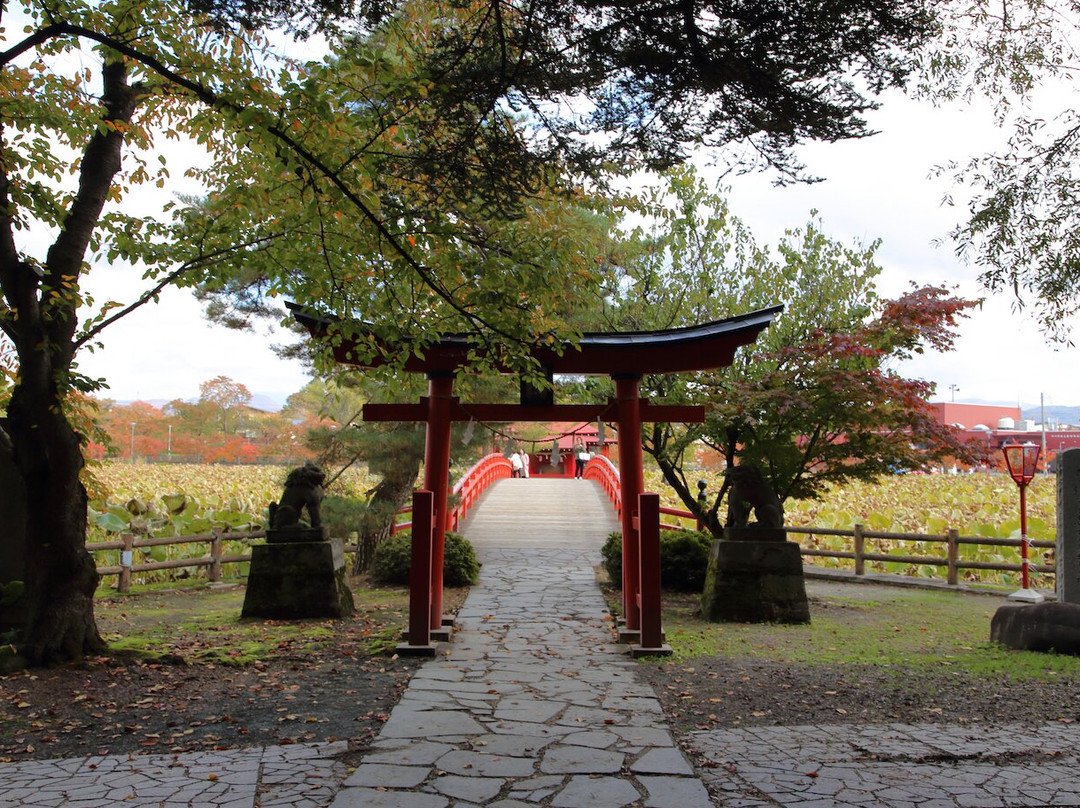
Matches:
[[270, 462, 326, 529], [724, 464, 784, 530]]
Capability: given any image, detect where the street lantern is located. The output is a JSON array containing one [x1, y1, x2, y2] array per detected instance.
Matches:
[[1001, 441, 1045, 603]]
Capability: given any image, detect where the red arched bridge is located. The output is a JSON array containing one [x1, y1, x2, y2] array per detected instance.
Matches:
[[392, 452, 700, 539], [393, 452, 703, 658]]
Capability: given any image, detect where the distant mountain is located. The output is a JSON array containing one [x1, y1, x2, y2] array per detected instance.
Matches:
[[249, 393, 287, 412], [1022, 405, 1080, 427], [112, 392, 288, 412]]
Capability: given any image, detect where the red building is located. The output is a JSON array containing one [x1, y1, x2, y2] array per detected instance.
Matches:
[[930, 402, 1080, 469]]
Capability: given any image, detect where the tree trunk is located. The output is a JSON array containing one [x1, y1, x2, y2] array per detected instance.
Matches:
[[643, 421, 723, 537], [0, 428, 29, 637], [0, 57, 141, 666], [353, 449, 423, 573], [2, 387, 104, 664]]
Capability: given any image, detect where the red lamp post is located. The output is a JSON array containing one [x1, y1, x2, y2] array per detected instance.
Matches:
[[1001, 441, 1045, 603]]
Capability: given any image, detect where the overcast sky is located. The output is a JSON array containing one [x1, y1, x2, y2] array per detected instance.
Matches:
[[72, 87, 1080, 410]]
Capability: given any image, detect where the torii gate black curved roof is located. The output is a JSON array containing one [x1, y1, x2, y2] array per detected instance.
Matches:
[[287, 301, 783, 376]]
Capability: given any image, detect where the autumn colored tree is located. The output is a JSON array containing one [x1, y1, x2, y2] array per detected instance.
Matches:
[[95, 400, 167, 459], [198, 376, 252, 434], [605, 169, 980, 535], [698, 287, 986, 531]]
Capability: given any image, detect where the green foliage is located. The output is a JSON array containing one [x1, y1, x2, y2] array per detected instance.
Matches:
[[649, 468, 1058, 588], [440, 532, 481, 587], [601, 531, 623, 589], [0, 580, 25, 609], [916, 2, 1080, 340], [371, 531, 479, 587], [320, 494, 369, 539], [85, 462, 373, 587], [660, 531, 714, 592], [602, 530, 714, 593]]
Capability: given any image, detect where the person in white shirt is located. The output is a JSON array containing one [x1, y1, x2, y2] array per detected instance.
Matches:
[[510, 450, 523, 478]]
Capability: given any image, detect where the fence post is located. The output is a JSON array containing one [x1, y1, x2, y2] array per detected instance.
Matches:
[[947, 529, 959, 586], [119, 532, 134, 594], [853, 524, 865, 576], [209, 528, 223, 583]]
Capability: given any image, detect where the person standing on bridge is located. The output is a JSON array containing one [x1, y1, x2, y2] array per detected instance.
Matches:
[[520, 449, 530, 479], [574, 439, 588, 479], [510, 449, 524, 478]]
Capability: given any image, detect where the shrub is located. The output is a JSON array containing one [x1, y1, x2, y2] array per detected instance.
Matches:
[[441, 532, 481, 586], [370, 532, 412, 585], [602, 530, 714, 592], [659, 530, 713, 592], [601, 531, 623, 587], [370, 531, 480, 587]]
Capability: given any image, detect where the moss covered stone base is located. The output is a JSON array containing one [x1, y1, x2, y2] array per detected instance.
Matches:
[[241, 538, 355, 619], [700, 537, 810, 624], [991, 602, 1080, 655]]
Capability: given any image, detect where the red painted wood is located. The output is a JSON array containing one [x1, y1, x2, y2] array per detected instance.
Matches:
[[408, 490, 434, 646], [637, 493, 663, 650], [423, 375, 455, 629], [615, 376, 644, 632]]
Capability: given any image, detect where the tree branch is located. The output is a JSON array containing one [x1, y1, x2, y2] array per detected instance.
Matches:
[[16, 19, 524, 346], [73, 232, 284, 350]]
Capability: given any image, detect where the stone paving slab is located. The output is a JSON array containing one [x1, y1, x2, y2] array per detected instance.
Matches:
[[0, 741, 348, 808], [689, 720, 1080, 807]]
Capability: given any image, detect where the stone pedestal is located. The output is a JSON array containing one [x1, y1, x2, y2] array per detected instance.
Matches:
[[701, 533, 810, 624], [241, 533, 355, 619], [1057, 449, 1080, 604]]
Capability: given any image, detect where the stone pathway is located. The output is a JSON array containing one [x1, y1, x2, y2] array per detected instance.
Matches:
[[4, 477, 1080, 806], [327, 476, 711, 807]]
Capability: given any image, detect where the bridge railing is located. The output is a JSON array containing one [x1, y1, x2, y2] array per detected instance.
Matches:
[[449, 453, 514, 531], [389, 452, 512, 535], [584, 455, 621, 519], [584, 456, 702, 531]]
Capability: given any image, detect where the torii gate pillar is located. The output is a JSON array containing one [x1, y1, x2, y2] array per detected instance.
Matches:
[[424, 372, 456, 641], [614, 374, 645, 638]]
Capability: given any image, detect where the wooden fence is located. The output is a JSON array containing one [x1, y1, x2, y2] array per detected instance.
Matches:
[[89, 517, 1055, 593], [91, 453, 516, 594], [88, 463, 1058, 591], [91, 529, 266, 594], [787, 524, 1055, 585]]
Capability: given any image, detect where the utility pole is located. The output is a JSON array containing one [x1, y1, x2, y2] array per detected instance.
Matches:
[[1042, 393, 1048, 472]]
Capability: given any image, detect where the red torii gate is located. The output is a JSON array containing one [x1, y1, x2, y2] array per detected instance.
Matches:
[[288, 302, 781, 655]]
